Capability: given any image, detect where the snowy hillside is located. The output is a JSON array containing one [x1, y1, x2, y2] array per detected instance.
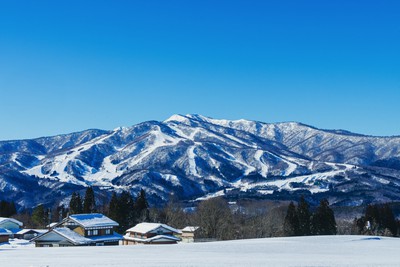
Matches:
[[1, 236, 400, 267], [1, 114, 400, 207]]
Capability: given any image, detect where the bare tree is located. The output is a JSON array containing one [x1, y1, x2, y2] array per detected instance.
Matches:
[[194, 197, 234, 240]]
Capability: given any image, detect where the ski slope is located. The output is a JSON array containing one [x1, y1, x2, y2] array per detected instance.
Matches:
[[1, 235, 399, 267]]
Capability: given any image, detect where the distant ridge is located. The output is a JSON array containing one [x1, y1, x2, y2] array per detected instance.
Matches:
[[1, 114, 400, 208]]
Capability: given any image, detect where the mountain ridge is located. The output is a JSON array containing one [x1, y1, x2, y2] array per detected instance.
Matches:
[[1, 114, 400, 208]]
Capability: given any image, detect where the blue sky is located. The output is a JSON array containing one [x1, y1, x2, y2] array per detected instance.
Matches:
[[0, 1, 399, 140]]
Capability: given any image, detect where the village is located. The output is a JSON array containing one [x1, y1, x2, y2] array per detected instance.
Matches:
[[0, 188, 203, 247], [0, 213, 199, 247]]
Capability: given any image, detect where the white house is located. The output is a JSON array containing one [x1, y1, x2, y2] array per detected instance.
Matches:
[[123, 222, 181, 245]]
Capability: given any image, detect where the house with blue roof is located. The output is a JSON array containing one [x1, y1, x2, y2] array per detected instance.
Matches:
[[0, 217, 23, 235], [31, 213, 122, 247]]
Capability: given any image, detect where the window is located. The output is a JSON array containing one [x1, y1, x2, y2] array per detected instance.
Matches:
[[87, 230, 92, 236], [93, 229, 98, 236], [105, 229, 111, 235]]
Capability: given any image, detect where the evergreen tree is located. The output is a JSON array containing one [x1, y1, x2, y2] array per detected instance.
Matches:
[[0, 200, 17, 217], [361, 203, 397, 236], [311, 199, 336, 235], [297, 196, 311, 236], [83, 187, 96, 213], [134, 189, 149, 224], [381, 204, 397, 236], [69, 192, 83, 214], [32, 204, 46, 228], [108, 192, 119, 222], [119, 191, 135, 232], [283, 202, 299, 236], [107, 191, 135, 233]]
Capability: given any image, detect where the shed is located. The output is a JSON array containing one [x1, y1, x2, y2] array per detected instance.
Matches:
[[180, 226, 200, 243]]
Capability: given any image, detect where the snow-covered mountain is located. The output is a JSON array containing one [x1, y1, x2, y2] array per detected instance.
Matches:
[[1, 114, 400, 208]]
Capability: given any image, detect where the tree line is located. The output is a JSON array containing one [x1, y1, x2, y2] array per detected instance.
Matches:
[[4, 190, 400, 239], [352, 203, 399, 237], [283, 197, 337, 236]]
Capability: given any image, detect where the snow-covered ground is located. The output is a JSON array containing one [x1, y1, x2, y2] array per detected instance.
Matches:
[[1, 236, 400, 267]]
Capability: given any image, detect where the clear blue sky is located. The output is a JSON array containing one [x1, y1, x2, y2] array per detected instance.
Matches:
[[0, 1, 399, 140]]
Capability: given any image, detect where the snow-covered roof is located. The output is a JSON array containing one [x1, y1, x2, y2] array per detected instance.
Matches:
[[52, 228, 91, 245], [16, 229, 47, 235], [0, 217, 23, 227], [181, 226, 199, 232], [31, 227, 122, 245], [0, 228, 12, 236], [126, 222, 180, 234], [124, 234, 180, 243], [68, 213, 119, 228]]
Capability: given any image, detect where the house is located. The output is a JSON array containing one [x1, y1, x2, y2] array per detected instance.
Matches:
[[14, 229, 47, 240], [123, 222, 181, 245], [0, 217, 23, 234], [31, 213, 122, 247], [180, 226, 200, 243], [0, 228, 12, 243]]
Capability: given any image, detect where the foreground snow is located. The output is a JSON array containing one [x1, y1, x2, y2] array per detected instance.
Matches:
[[1, 235, 400, 266]]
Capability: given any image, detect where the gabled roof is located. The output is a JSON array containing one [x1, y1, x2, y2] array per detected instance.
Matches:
[[0, 217, 23, 227], [31, 228, 91, 245], [16, 229, 47, 235], [31, 227, 123, 245], [53, 228, 91, 244], [124, 234, 180, 243], [126, 222, 180, 234], [67, 213, 119, 228]]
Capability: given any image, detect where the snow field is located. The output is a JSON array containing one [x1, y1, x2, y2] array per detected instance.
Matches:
[[1, 235, 400, 267]]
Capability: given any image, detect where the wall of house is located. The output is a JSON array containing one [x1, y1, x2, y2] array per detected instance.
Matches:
[[73, 226, 85, 236], [0, 235, 9, 243]]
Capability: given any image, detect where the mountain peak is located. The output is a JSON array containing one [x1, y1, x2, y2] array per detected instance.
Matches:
[[164, 114, 190, 123]]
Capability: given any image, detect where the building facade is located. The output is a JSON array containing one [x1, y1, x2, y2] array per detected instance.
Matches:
[[32, 213, 122, 247], [123, 222, 181, 245]]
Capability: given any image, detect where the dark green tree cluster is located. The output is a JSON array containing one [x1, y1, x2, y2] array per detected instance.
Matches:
[[353, 203, 398, 236], [31, 204, 51, 228], [311, 199, 337, 235], [108, 189, 149, 233], [83, 187, 96, 213], [284, 197, 336, 236], [68, 187, 96, 214], [0, 200, 17, 217], [283, 202, 299, 236], [69, 192, 83, 214]]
